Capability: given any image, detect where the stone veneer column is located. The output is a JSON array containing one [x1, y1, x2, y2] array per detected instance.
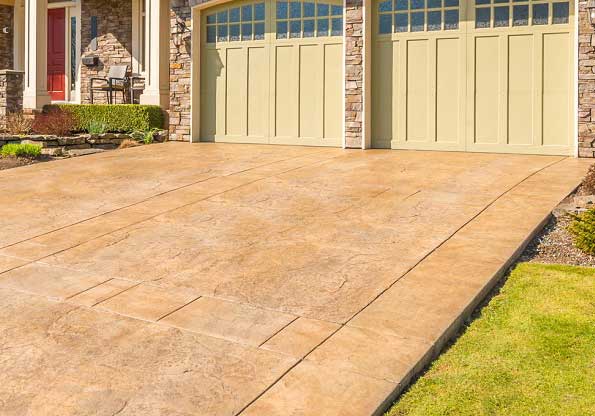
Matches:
[[23, 0, 50, 110], [0, 70, 25, 129], [169, 0, 192, 141], [578, 0, 595, 157], [344, 0, 371, 149], [140, 0, 171, 108]]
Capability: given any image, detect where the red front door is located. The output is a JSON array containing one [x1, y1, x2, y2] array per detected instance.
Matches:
[[47, 8, 66, 101]]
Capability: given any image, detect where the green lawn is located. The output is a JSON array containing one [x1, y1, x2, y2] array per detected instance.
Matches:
[[387, 263, 595, 416]]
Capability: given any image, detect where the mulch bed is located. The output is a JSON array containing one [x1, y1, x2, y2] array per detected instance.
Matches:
[[0, 156, 56, 172], [520, 214, 595, 267], [520, 163, 595, 267]]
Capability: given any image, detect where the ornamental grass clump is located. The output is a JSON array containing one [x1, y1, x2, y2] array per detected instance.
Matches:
[[568, 209, 595, 255], [1, 143, 42, 159]]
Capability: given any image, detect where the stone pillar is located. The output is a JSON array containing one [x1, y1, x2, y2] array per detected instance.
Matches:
[[578, 0, 595, 157], [23, 0, 50, 110], [169, 0, 192, 141], [140, 0, 170, 108], [0, 4, 14, 70], [0, 70, 25, 129], [344, 0, 371, 149]]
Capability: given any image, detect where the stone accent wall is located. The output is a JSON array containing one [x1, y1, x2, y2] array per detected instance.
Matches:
[[170, 0, 193, 141], [80, 0, 133, 104], [0, 5, 14, 71], [0, 70, 24, 129], [344, 0, 364, 149], [579, 0, 595, 157]]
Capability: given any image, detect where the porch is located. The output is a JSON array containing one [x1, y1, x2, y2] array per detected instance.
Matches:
[[1, 0, 171, 109]]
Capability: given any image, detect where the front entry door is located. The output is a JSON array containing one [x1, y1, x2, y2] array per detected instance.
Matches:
[[48, 8, 66, 101]]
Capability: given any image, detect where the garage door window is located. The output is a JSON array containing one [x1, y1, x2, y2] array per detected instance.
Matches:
[[276, 1, 343, 38], [474, 0, 569, 28], [378, 0, 460, 34], [206, 2, 266, 43]]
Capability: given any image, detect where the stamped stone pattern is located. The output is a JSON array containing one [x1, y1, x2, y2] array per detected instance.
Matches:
[[579, 0, 595, 158], [0, 5, 13, 71], [345, 0, 364, 149], [0, 143, 590, 414], [80, 0, 133, 104], [170, 0, 193, 141]]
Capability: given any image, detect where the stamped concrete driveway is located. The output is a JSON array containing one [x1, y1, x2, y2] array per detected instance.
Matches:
[[0, 143, 591, 415]]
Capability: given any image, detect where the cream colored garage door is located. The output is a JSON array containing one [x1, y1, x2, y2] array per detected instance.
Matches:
[[372, 0, 574, 155], [200, 0, 344, 146]]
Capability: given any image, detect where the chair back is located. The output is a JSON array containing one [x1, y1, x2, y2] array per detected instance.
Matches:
[[108, 65, 129, 79]]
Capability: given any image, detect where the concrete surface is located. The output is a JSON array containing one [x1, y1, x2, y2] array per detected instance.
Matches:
[[0, 143, 590, 415]]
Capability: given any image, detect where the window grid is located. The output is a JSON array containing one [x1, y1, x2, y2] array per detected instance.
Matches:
[[378, 0, 461, 34], [474, 0, 570, 29], [276, 1, 344, 39], [206, 2, 266, 43]]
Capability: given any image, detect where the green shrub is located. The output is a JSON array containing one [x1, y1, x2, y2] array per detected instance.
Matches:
[[43, 104, 164, 133], [1, 143, 42, 159], [568, 209, 595, 254], [87, 120, 109, 134]]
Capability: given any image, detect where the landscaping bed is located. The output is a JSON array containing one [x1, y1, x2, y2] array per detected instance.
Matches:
[[0, 131, 168, 157], [521, 164, 595, 267], [386, 263, 595, 416]]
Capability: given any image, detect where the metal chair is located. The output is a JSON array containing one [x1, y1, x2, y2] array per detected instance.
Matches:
[[129, 74, 146, 104], [90, 65, 129, 104]]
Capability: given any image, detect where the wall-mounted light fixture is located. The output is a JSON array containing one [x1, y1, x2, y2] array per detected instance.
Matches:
[[2, 27, 9, 34], [588, 0, 595, 27], [174, 17, 190, 47]]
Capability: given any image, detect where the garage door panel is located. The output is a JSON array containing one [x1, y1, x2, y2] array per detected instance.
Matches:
[[273, 45, 299, 139], [543, 32, 570, 147], [226, 47, 248, 137], [472, 35, 501, 145], [299, 44, 324, 139], [200, 48, 225, 141], [371, 41, 393, 147], [436, 37, 463, 144], [508, 34, 534, 146], [406, 39, 431, 143], [324, 42, 343, 141], [247, 46, 269, 138]]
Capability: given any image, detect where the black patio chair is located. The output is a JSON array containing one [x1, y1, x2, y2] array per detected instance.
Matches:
[[89, 65, 129, 104]]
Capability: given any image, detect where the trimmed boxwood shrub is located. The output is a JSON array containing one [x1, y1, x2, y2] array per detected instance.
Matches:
[[1, 143, 42, 158], [568, 209, 595, 255], [43, 104, 164, 133]]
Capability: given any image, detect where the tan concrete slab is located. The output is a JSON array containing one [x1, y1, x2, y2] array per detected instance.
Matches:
[[67, 278, 138, 307], [241, 360, 396, 416], [0, 144, 589, 415], [96, 283, 199, 322], [0, 288, 297, 416], [0, 254, 28, 274], [161, 296, 296, 346], [0, 263, 109, 300], [306, 326, 433, 385], [0, 143, 336, 247], [261, 317, 340, 358]]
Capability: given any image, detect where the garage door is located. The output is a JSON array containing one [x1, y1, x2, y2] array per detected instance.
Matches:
[[200, 0, 344, 146], [372, 0, 574, 155]]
